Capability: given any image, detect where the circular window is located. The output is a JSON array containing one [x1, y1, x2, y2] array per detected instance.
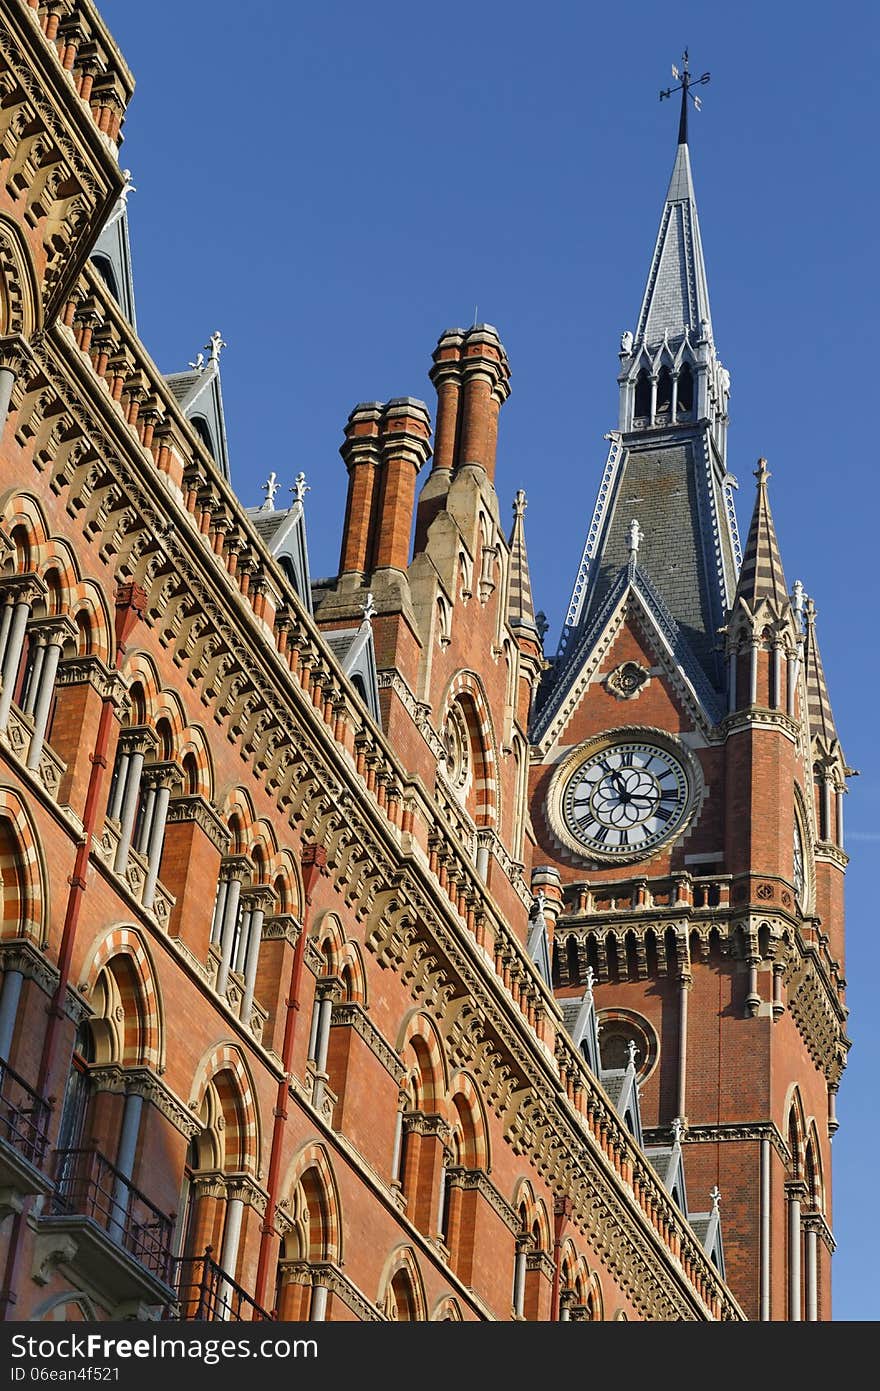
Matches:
[[597, 1009, 658, 1081], [441, 703, 471, 799]]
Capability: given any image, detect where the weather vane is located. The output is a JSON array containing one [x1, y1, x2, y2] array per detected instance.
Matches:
[[660, 49, 710, 144]]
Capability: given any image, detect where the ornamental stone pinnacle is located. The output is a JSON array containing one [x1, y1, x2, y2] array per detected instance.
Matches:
[[291, 472, 310, 504], [260, 472, 279, 511], [206, 330, 227, 363]]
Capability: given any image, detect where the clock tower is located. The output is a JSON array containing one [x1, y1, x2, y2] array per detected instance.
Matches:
[[529, 59, 850, 1321]]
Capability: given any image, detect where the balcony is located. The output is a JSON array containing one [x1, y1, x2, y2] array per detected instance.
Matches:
[[170, 1246, 275, 1322], [35, 1146, 174, 1311], [0, 1058, 53, 1214]]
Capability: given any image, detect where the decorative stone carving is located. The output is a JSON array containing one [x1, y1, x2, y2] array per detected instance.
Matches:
[[604, 660, 650, 701], [32, 1232, 78, 1286]]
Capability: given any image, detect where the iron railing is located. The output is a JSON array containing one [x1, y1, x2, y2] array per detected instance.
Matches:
[[0, 1057, 51, 1171], [170, 1246, 275, 1322], [52, 1146, 173, 1281]]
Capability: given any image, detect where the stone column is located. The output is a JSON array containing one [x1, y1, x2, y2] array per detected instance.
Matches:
[[512, 1236, 531, 1317], [25, 617, 76, 769], [108, 1090, 143, 1244], [0, 968, 24, 1059], [787, 1181, 805, 1321], [215, 856, 250, 997], [141, 763, 181, 910], [310, 985, 338, 1111], [760, 1136, 771, 1320], [677, 971, 691, 1119], [0, 577, 45, 732], [804, 1220, 819, 1321], [217, 1194, 244, 1319], [240, 887, 274, 1024]]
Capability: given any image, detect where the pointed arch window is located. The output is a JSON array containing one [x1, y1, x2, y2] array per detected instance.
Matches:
[[677, 363, 694, 415], [656, 366, 673, 417], [634, 369, 652, 419]]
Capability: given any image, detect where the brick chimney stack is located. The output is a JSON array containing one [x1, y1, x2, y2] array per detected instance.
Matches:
[[414, 325, 510, 552], [372, 398, 432, 572], [339, 402, 384, 579], [458, 324, 510, 482]]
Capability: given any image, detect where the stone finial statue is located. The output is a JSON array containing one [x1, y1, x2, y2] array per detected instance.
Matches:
[[628, 518, 644, 558], [291, 471, 310, 504], [620, 329, 634, 354], [188, 352, 204, 373], [260, 472, 279, 511], [207, 330, 227, 363]]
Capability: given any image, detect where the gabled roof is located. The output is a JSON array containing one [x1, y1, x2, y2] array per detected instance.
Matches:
[[635, 140, 713, 349], [548, 430, 736, 719], [644, 1135, 689, 1212], [321, 609, 381, 727], [527, 909, 552, 987], [164, 337, 231, 480], [507, 489, 540, 641], [558, 976, 601, 1075], [90, 180, 137, 329], [600, 1050, 643, 1147], [245, 479, 313, 615], [732, 459, 788, 612], [532, 556, 725, 746], [689, 1191, 726, 1278]]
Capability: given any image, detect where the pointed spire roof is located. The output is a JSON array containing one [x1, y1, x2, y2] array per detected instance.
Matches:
[[508, 489, 539, 640], [733, 459, 788, 610], [635, 136, 712, 348], [803, 597, 838, 746]]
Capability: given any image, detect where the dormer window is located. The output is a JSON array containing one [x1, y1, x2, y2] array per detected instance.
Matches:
[[190, 415, 215, 459], [91, 253, 120, 302]]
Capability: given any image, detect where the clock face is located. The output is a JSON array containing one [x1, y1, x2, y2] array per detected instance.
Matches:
[[560, 740, 690, 858]]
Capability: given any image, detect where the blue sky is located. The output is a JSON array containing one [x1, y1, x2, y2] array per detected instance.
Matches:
[[101, 1, 880, 1319]]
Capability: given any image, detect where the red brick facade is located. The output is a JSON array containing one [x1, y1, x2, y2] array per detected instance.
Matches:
[[0, 2, 843, 1327]]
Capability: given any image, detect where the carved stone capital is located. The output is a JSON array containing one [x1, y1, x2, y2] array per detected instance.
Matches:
[[445, 1166, 519, 1232], [55, 655, 125, 703], [262, 913, 302, 946], [330, 1001, 407, 1083], [32, 1230, 78, 1286], [166, 794, 231, 852]]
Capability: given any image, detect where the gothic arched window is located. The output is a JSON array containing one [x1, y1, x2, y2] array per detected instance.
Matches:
[[677, 363, 694, 415], [656, 366, 673, 416], [634, 369, 652, 418]]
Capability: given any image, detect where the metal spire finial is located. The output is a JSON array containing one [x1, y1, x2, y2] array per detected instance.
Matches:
[[660, 49, 710, 146]]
